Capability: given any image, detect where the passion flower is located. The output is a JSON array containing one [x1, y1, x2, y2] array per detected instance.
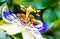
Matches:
[[0, 5, 47, 39]]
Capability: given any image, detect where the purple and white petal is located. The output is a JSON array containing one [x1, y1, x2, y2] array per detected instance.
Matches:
[[38, 22, 48, 33], [25, 26, 45, 39], [2, 11, 22, 26], [31, 20, 48, 33]]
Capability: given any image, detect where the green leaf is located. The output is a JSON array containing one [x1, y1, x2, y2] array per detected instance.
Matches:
[[52, 21, 60, 39], [54, 7, 60, 18], [0, 7, 1, 14], [42, 34, 54, 39], [0, 3, 7, 18], [42, 8, 58, 29], [53, 31, 60, 39], [13, 0, 57, 9], [43, 8, 58, 23], [14, 33, 23, 39], [47, 36, 54, 39], [8, 5, 14, 12], [0, 0, 5, 2], [0, 14, 2, 18], [0, 30, 13, 39]]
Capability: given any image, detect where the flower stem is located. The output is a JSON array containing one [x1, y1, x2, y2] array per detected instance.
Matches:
[[11, 35, 16, 39]]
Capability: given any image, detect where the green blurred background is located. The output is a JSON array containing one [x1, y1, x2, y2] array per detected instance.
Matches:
[[0, 0, 60, 39]]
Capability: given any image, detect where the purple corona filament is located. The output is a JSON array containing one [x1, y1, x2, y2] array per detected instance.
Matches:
[[3, 12, 17, 21], [3, 12, 22, 25], [32, 22, 48, 33], [39, 22, 48, 33]]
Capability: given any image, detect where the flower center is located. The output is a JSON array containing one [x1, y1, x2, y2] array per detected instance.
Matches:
[[16, 5, 41, 27], [16, 13, 40, 27]]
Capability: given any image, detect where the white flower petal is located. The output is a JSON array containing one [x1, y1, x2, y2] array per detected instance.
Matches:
[[25, 26, 45, 39], [21, 30, 35, 39], [30, 30, 44, 39], [0, 24, 25, 35]]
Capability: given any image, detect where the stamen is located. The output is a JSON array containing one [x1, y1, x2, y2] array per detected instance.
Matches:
[[20, 14, 26, 19], [26, 6, 33, 18], [31, 19, 36, 24], [29, 14, 34, 19]]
